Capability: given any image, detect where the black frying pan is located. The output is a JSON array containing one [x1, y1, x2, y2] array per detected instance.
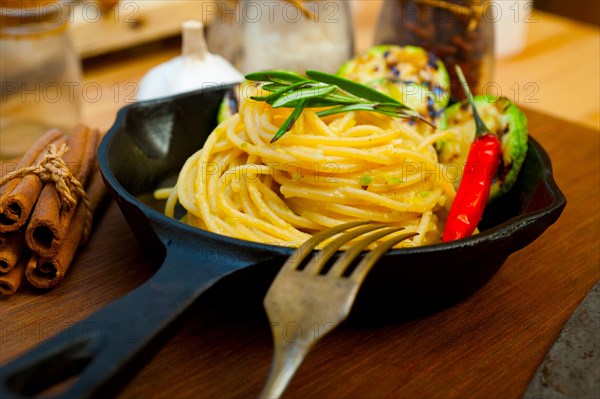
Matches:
[[0, 85, 566, 399]]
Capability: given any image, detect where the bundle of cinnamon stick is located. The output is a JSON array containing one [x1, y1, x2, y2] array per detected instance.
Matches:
[[0, 125, 106, 295]]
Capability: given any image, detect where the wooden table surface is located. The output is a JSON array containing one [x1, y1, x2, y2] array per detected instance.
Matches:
[[2, 5, 600, 399]]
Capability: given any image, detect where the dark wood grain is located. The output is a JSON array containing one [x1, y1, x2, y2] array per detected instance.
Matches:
[[1, 110, 598, 399]]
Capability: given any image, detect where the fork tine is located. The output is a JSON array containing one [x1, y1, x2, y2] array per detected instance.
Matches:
[[349, 231, 419, 283], [281, 220, 369, 270], [302, 224, 388, 275], [327, 226, 406, 277], [279, 221, 369, 272]]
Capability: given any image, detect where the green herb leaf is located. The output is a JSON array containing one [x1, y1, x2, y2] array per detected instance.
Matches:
[[251, 81, 313, 102], [322, 92, 371, 105], [316, 103, 428, 125], [272, 84, 337, 108], [246, 69, 435, 141], [272, 93, 371, 109], [262, 83, 290, 92], [271, 99, 308, 143], [306, 70, 408, 107], [245, 70, 306, 85], [316, 103, 379, 117]]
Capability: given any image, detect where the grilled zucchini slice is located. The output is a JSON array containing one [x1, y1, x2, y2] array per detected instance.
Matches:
[[438, 96, 528, 199], [337, 45, 450, 121]]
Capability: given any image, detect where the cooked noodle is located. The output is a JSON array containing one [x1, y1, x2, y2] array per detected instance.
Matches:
[[163, 85, 457, 247]]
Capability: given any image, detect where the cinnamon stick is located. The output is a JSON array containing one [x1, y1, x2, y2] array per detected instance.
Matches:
[[0, 252, 29, 295], [26, 169, 106, 289], [25, 125, 100, 258], [0, 129, 64, 233], [0, 232, 25, 273]]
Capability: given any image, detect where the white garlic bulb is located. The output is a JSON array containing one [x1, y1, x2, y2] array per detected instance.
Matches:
[[137, 20, 243, 101]]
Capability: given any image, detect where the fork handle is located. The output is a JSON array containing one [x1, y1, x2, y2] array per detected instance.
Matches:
[[258, 337, 314, 399]]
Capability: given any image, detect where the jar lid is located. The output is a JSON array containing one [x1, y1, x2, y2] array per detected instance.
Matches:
[[0, 0, 68, 33]]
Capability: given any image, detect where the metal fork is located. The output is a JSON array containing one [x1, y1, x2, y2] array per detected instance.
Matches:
[[259, 221, 418, 399]]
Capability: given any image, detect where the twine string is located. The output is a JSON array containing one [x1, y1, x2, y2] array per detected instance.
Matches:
[[0, 144, 92, 241]]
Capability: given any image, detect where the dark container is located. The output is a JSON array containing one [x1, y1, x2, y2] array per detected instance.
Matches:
[[375, 0, 495, 99]]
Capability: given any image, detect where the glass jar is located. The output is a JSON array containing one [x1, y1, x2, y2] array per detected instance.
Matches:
[[374, 0, 494, 99], [1, 0, 82, 159], [207, 0, 354, 74]]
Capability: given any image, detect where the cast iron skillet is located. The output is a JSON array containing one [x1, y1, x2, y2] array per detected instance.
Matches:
[[0, 85, 566, 399]]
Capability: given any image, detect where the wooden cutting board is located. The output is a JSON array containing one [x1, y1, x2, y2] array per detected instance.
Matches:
[[69, 1, 210, 58], [0, 109, 598, 399]]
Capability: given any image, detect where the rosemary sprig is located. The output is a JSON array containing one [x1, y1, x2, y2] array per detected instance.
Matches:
[[245, 70, 434, 143]]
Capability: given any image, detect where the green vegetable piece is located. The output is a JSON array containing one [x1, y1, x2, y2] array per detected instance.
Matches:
[[438, 96, 529, 200], [217, 87, 240, 124], [359, 175, 373, 186]]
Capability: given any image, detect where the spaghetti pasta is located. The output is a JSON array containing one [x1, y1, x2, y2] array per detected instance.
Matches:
[[165, 85, 457, 247]]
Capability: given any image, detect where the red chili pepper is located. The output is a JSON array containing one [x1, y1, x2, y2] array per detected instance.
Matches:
[[442, 133, 501, 241], [442, 67, 502, 242]]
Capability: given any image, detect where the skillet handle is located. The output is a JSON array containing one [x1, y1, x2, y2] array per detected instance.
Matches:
[[0, 246, 247, 399]]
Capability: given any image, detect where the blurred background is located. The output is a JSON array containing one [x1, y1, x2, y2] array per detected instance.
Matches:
[[80, 0, 599, 129], [63, 1, 600, 59], [535, 0, 599, 26], [2, 0, 599, 148]]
